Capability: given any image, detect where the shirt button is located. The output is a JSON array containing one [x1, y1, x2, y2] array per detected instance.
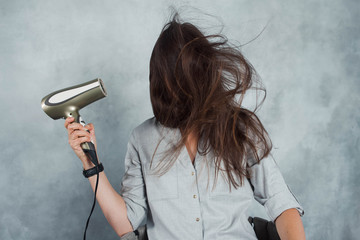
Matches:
[[191, 171, 195, 176], [193, 194, 197, 199], [196, 217, 200, 222]]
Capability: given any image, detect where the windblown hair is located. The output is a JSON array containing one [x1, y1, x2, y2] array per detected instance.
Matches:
[[149, 13, 272, 191]]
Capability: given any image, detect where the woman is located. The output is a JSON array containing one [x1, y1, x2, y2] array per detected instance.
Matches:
[[65, 13, 305, 239]]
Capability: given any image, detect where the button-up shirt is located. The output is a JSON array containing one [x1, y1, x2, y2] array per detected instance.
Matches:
[[120, 117, 304, 239]]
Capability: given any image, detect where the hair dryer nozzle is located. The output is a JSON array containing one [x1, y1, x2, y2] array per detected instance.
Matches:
[[41, 78, 107, 121]]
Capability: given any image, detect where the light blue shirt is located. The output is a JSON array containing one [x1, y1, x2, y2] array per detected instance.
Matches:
[[120, 117, 304, 239]]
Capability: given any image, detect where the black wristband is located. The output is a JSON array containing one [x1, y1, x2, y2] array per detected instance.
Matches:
[[83, 163, 104, 178]]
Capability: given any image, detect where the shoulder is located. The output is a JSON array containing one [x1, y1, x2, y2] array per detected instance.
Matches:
[[130, 116, 179, 149], [132, 116, 157, 137], [130, 116, 161, 145]]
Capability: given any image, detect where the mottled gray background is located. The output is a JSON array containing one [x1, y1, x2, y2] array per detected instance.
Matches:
[[0, 0, 359, 239]]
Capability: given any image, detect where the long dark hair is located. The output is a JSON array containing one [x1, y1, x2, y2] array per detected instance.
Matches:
[[149, 13, 272, 191]]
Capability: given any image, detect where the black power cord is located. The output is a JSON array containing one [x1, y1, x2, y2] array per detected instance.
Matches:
[[83, 148, 100, 240], [83, 170, 99, 240]]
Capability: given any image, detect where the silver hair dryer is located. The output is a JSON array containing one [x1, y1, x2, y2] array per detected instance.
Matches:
[[41, 78, 107, 166]]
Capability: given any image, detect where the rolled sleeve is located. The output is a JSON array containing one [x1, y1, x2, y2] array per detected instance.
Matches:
[[248, 154, 304, 222], [119, 129, 148, 230]]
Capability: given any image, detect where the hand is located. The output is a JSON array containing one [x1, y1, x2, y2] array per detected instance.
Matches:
[[64, 117, 97, 169]]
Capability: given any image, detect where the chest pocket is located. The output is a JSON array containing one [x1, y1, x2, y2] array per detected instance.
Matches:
[[144, 161, 179, 202], [208, 170, 253, 199]]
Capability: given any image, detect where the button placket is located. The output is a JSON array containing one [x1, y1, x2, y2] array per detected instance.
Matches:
[[192, 168, 199, 200], [179, 145, 203, 231], [191, 167, 202, 225]]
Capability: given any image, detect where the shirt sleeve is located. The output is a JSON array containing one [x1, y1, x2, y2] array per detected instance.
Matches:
[[247, 154, 305, 222], [119, 129, 148, 230]]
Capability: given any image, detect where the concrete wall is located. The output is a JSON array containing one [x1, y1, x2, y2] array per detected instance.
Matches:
[[1, 0, 359, 239]]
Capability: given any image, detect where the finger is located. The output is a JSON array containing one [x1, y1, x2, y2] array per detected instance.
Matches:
[[84, 123, 94, 131], [84, 123, 95, 135], [68, 130, 88, 142], [64, 117, 75, 129], [67, 123, 87, 135], [69, 129, 91, 140], [71, 136, 92, 148], [67, 122, 84, 130]]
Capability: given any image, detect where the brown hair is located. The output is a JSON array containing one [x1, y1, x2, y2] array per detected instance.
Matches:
[[149, 13, 272, 191]]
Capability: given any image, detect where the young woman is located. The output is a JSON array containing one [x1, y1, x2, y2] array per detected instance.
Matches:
[[65, 13, 305, 239]]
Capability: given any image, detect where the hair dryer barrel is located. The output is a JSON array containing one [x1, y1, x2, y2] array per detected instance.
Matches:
[[41, 78, 107, 122]]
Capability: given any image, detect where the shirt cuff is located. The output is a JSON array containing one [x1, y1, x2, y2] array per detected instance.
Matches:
[[264, 190, 305, 222], [123, 196, 144, 231]]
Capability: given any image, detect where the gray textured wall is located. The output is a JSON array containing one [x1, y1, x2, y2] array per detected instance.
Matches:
[[1, 0, 359, 239]]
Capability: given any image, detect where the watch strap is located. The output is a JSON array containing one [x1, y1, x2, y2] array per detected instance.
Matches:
[[83, 163, 104, 178]]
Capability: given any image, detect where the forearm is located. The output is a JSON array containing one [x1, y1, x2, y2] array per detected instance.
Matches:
[[65, 119, 133, 236], [85, 163, 133, 237], [275, 208, 306, 240]]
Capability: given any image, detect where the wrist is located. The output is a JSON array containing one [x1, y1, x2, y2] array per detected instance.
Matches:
[[82, 160, 95, 170]]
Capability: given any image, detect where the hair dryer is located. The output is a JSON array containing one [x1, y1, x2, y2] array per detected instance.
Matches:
[[41, 78, 107, 166]]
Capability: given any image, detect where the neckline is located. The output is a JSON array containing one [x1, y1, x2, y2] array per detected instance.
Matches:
[[153, 117, 203, 163], [154, 118, 182, 145]]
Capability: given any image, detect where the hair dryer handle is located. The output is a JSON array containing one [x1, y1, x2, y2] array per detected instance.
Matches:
[[81, 142, 98, 166], [77, 116, 99, 166]]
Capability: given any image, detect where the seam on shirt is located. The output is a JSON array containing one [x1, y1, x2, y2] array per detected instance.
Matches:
[[122, 128, 147, 231], [286, 184, 302, 205], [130, 128, 140, 149]]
